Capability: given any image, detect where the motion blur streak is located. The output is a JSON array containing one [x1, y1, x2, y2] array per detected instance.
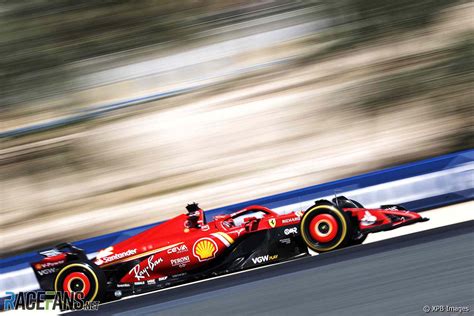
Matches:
[[1, 1, 473, 255]]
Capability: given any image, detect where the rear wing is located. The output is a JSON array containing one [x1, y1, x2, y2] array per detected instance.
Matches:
[[38, 243, 87, 258], [31, 243, 88, 291]]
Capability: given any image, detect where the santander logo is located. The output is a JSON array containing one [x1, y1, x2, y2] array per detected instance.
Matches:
[[95, 247, 137, 265]]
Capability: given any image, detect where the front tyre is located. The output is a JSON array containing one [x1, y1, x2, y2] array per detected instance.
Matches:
[[54, 261, 105, 302], [347, 232, 368, 246], [300, 202, 351, 252]]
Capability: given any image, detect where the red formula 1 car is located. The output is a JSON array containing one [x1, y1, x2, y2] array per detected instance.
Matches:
[[31, 197, 428, 303]]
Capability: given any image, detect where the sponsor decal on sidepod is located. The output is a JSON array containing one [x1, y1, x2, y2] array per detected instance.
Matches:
[[282, 217, 299, 224], [193, 238, 218, 262], [129, 255, 163, 281], [95, 247, 137, 265], [252, 255, 278, 264], [284, 227, 298, 235], [167, 244, 188, 254], [170, 256, 190, 267]]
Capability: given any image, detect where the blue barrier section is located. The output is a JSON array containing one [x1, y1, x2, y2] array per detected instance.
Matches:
[[1, 149, 472, 273]]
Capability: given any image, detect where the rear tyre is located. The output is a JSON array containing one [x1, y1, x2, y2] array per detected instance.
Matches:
[[54, 261, 105, 302], [300, 201, 351, 253]]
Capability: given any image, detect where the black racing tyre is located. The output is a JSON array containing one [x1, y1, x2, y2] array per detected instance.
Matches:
[[54, 261, 105, 302], [300, 202, 352, 253], [346, 233, 368, 246], [332, 196, 364, 209]]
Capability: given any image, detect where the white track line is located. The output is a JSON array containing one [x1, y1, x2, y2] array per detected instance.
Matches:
[[3, 161, 472, 296], [365, 201, 473, 244], [4, 202, 472, 315], [87, 202, 474, 311], [4, 199, 470, 296]]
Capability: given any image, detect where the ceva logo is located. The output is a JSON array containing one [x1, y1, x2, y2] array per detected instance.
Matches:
[[167, 244, 188, 254]]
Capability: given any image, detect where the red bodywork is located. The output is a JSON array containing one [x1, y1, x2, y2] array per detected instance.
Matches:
[[74, 204, 425, 284], [93, 206, 286, 283]]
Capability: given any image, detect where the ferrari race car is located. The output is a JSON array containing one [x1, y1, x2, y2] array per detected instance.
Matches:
[[31, 197, 428, 303]]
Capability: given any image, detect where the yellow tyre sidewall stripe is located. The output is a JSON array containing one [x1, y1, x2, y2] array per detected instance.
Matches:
[[301, 205, 348, 252], [54, 263, 100, 302]]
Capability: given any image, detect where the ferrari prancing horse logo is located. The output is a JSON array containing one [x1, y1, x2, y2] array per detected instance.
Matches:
[[268, 218, 276, 228]]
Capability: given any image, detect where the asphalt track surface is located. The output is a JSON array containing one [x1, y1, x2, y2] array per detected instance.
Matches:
[[75, 221, 474, 316]]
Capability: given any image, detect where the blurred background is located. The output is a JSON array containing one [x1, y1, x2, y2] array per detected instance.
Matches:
[[1, 0, 473, 256]]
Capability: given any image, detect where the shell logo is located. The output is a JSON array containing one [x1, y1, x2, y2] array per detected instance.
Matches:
[[193, 238, 218, 262]]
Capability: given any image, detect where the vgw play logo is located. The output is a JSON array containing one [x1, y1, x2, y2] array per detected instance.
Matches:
[[3, 291, 99, 311]]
